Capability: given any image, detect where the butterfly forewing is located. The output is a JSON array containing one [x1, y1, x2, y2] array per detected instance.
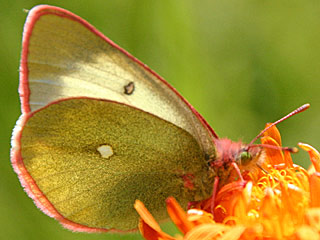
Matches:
[[20, 6, 216, 157]]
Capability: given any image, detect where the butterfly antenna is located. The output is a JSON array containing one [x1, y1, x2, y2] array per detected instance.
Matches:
[[248, 103, 310, 146], [249, 143, 298, 153]]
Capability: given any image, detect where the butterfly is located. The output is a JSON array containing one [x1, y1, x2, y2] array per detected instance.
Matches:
[[11, 5, 308, 233]]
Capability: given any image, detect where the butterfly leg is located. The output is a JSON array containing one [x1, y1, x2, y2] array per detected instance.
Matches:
[[231, 162, 244, 182], [210, 176, 220, 215]]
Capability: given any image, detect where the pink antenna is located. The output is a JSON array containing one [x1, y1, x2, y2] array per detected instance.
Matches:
[[248, 104, 310, 146]]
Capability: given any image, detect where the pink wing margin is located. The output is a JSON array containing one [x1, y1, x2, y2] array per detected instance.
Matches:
[[12, 4, 218, 233]]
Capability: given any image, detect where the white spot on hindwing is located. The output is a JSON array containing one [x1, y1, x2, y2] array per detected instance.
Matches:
[[97, 144, 114, 159]]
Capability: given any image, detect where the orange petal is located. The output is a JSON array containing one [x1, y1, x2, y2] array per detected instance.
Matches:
[[216, 181, 247, 202], [279, 181, 306, 231], [260, 188, 282, 238], [233, 182, 253, 222], [263, 123, 282, 146], [261, 136, 284, 165], [284, 150, 294, 168], [232, 194, 248, 224], [298, 143, 320, 172], [166, 197, 195, 234], [304, 208, 320, 232], [187, 209, 214, 225], [218, 225, 247, 240], [139, 219, 176, 240], [294, 226, 320, 240], [184, 223, 231, 240], [134, 200, 176, 240], [214, 181, 247, 223], [309, 172, 320, 207], [134, 200, 162, 232]]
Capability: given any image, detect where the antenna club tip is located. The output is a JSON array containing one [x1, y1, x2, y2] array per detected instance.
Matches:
[[283, 147, 299, 153], [290, 147, 299, 153]]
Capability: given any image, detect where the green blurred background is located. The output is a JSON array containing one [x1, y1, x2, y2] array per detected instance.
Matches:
[[1, 0, 320, 239]]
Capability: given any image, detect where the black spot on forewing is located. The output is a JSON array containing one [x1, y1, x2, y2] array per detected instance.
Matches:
[[124, 82, 135, 95]]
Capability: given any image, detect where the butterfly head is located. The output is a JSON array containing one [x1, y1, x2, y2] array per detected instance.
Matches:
[[211, 138, 264, 171]]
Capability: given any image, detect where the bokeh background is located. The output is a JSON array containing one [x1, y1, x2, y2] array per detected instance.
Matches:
[[1, 0, 320, 239]]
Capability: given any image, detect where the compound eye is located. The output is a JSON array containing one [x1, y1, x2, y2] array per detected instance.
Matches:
[[240, 151, 252, 165]]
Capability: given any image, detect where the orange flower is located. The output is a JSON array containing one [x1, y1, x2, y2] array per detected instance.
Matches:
[[134, 125, 320, 239]]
